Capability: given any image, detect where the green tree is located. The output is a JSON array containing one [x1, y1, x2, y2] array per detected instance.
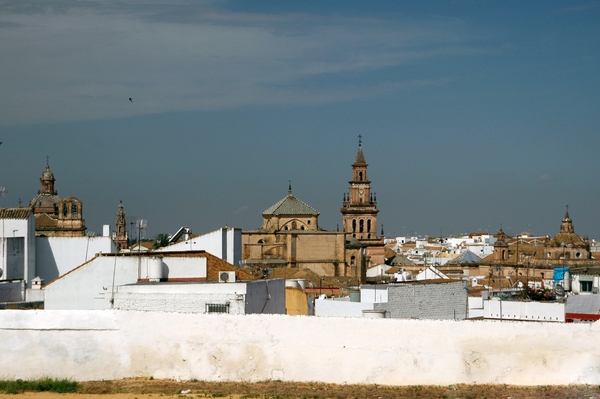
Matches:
[[152, 233, 170, 249]]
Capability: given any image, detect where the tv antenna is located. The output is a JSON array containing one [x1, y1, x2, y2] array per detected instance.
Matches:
[[137, 219, 147, 240]]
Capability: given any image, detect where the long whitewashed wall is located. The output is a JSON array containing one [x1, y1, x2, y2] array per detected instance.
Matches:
[[0, 310, 598, 385]]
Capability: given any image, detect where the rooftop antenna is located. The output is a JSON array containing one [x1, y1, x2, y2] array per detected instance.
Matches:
[[136, 219, 147, 281]]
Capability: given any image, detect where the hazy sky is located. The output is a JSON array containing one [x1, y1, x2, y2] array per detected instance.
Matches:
[[1, 1, 599, 241]]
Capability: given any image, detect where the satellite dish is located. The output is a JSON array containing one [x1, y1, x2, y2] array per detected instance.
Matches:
[[220, 272, 229, 282]]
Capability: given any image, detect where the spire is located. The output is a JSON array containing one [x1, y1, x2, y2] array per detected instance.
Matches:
[[354, 135, 367, 165], [288, 180, 292, 196]]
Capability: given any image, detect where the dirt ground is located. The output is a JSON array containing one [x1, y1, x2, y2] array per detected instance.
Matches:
[[2, 379, 599, 399]]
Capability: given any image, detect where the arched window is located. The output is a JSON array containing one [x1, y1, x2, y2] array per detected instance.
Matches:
[[72, 204, 78, 217], [352, 220, 356, 232], [359, 220, 364, 233], [300, 226, 305, 230], [359, 172, 363, 181], [367, 220, 371, 232], [63, 204, 68, 217], [350, 256, 356, 266]]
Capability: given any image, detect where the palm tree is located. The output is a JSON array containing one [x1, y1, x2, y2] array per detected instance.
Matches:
[[152, 233, 171, 249]]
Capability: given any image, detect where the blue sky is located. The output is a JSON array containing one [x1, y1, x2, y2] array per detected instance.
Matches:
[[1, 0, 599, 240]]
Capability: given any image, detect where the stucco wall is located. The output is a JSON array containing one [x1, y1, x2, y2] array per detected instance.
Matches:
[[484, 299, 565, 322], [315, 297, 373, 317], [157, 227, 241, 267], [36, 236, 115, 283], [111, 280, 286, 315], [43, 255, 208, 310], [0, 215, 35, 286], [0, 310, 598, 385]]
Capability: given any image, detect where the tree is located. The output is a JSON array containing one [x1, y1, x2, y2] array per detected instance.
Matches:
[[152, 233, 170, 249]]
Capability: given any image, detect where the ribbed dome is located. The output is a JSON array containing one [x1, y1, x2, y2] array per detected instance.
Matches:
[[31, 193, 61, 208]]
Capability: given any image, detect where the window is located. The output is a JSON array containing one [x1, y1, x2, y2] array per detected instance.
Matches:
[[359, 220, 364, 233], [352, 220, 356, 232], [63, 204, 68, 216], [359, 172, 363, 181], [350, 256, 356, 266], [367, 220, 371, 232], [206, 303, 230, 313], [581, 281, 593, 292], [72, 204, 78, 217]]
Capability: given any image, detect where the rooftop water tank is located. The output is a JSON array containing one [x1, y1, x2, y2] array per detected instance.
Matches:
[[148, 257, 164, 282]]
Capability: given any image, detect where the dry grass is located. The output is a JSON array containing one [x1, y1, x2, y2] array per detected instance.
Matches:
[[77, 378, 600, 399]]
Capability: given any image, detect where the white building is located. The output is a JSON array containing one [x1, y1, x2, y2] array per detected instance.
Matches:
[[36, 230, 116, 284], [0, 208, 36, 288], [155, 226, 242, 267], [44, 251, 211, 310]]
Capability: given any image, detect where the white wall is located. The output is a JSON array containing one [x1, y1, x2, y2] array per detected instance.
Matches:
[[43, 255, 208, 310], [36, 236, 116, 283], [484, 299, 565, 322], [0, 214, 35, 286], [0, 310, 598, 385], [157, 227, 242, 267], [360, 285, 389, 303], [315, 298, 374, 317]]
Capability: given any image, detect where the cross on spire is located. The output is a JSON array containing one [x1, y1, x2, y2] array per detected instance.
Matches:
[[358, 135, 362, 145]]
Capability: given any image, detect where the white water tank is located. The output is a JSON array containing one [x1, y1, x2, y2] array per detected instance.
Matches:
[[148, 257, 164, 282]]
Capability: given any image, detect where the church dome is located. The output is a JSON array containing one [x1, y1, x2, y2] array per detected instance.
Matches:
[[31, 193, 61, 208], [548, 210, 586, 248]]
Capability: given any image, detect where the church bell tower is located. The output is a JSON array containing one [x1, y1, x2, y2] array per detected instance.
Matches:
[[341, 136, 379, 241]]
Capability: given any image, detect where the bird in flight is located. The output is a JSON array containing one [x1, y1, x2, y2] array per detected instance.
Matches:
[[129, 98, 133, 103]]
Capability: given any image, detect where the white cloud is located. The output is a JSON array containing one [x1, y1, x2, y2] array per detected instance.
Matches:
[[0, 2, 479, 125]]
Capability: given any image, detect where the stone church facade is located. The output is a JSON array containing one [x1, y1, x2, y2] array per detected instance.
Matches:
[[242, 185, 365, 279], [29, 162, 86, 237], [241, 140, 388, 280]]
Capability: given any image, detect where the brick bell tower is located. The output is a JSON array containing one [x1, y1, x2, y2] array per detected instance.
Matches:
[[114, 201, 128, 250], [341, 136, 379, 241]]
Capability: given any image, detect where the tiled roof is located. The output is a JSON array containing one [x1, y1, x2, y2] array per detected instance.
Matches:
[[0, 208, 31, 219], [34, 213, 58, 227], [389, 254, 415, 266], [263, 192, 319, 216], [447, 250, 482, 265]]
